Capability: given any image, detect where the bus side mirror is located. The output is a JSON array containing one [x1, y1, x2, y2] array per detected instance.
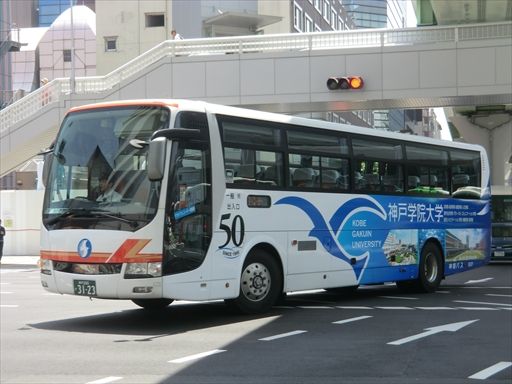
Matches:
[[41, 153, 53, 187], [147, 137, 167, 181]]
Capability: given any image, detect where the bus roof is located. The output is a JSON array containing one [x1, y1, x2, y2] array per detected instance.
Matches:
[[66, 99, 486, 154]]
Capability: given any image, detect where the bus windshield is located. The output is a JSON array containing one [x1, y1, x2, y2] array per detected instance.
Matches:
[[42, 106, 170, 231]]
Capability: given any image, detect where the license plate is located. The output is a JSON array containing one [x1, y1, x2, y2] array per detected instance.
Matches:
[[493, 251, 505, 257], [73, 279, 97, 296]]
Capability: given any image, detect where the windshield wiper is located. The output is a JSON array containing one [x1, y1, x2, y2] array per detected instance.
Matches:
[[45, 208, 140, 228], [91, 210, 140, 229]]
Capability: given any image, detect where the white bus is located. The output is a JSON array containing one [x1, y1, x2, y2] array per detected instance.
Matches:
[[40, 100, 491, 313]]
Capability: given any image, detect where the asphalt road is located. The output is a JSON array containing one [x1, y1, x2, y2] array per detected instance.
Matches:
[[1, 262, 511, 384]]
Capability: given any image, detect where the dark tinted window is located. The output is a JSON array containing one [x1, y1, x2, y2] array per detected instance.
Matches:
[[221, 119, 281, 147], [451, 149, 481, 193], [406, 145, 448, 165], [287, 130, 348, 155], [353, 138, 403, 160]]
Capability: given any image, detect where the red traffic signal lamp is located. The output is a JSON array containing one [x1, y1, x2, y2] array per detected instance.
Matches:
[[326, 76, 364, 90]]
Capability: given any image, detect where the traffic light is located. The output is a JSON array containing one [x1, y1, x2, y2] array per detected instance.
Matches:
[[326, 76, 364, 90]]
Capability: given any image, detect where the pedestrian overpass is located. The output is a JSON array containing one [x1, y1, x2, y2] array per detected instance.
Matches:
[[1, 21, 511, 177]]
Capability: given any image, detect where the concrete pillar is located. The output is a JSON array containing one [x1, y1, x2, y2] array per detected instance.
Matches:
[[450, 115, 512, 187]]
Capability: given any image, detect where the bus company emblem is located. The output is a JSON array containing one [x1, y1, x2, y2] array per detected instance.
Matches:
[[77, 239, 92, 259]]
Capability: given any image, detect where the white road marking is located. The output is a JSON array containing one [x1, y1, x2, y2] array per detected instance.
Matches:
[[332, 315, 373, 325], [375, 306, 414, 310], [0, 305, 19, 308], [0, 291, 13, 294], [379, 296, 418, 300], [486, 293, 512, 298], [169, 349, 226, 364], [435, 290, 450, 294], [457, 286, 511, 289], [416, 307, 456, 310], [336, 306, 373, 310], [259, 330, 307, 341], [0, 269, 35, 274], [298, 306, 333, 309], [388, 320, 479, 346], [86, 377, 123, 384], [468, 361, 512, 380], [502, 308, 512, 311], [464, 278, 494, 284], [0, 282, 10, 285], [457, 307, 499, 311], [454, 300, 512, 307]]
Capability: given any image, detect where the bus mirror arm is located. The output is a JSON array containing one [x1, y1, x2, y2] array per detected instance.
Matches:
[[151, 128, 201, 141]]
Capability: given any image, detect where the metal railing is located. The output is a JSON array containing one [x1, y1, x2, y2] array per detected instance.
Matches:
[[1, 21, 510, 136]]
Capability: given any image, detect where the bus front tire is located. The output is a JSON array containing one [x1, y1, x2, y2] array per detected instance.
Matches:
[[397, 242, 443, 293], [227, 250, 282, 314], [132, 298, 173, 310]]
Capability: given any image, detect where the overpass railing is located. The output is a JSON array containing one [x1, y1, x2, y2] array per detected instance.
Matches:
[[1, 21, 510, 136]]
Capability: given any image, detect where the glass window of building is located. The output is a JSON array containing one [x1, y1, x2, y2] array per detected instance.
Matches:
[[145, 13, 165, 28], [305, 14, 313, 32], [63, 49, 71, 62], [314, 0, 321, 13], [331, 10, 337, 29], [294, 2, 304, 32], [104, 37, 117, 52], [323, 0, 330, 21]]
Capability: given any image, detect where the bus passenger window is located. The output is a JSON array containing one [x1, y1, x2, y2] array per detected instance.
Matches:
[[293, 168, 315, 188], [321, 170, 340, 190]]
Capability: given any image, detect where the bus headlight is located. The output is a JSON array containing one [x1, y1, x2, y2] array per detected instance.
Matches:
[[40, 259, 52, 275], [125, 262, 162, 278]]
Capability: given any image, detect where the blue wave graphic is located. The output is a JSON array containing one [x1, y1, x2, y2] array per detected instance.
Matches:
[[275, 196, 386, 281]]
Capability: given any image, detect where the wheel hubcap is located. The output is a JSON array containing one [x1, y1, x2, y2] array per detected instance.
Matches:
[[424, 252, 438, 283], [241, 262, 271, 302]]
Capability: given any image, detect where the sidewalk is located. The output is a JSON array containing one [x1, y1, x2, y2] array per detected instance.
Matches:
[[0, 255, 39, 267]]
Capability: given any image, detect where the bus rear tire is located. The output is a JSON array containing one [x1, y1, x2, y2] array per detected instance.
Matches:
[[397, 242, 442, 293], [132, 298, 173, 310], [227, 250, 282, 314]]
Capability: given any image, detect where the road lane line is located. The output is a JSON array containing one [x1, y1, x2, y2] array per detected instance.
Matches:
[[464, 278, 494, 284], [457, 286, 511, 289], [336, 306, 373, 310], [454, 300, 512, 307], [375, 306, 414, 310], [379, 296, 418, 300], [333, 315, 373, 324], [0, 305, 18, 308], [468, 361, 512, 380], [457, 307, 499, 311], [259, 330, 307, 341], [0, 291, 14, 294], [86, 376, 122, 384], [416, 307, 456, 310], [169, 349, 226, 364], [298, 306, 333, 309], [435, 290, 450, 294], [486, 294, 512, 298]]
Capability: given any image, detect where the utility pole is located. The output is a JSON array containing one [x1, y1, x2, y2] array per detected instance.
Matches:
[[70, 0, 75, 94]]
